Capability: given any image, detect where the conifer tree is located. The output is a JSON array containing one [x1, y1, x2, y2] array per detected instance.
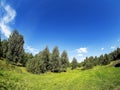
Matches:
[[0, 34, 2, 59], [1, 40, 8, 58], [60, 50, 69, 72], [7, 30, 24, 65], [50, 46, 61, 72], [71, 57, 78, 70]]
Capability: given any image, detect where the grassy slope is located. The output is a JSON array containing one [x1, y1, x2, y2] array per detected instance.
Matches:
[[0, 60, 120, 90]]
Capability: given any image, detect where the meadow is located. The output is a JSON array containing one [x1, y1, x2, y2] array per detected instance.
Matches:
[[0, 59, 120, 90]]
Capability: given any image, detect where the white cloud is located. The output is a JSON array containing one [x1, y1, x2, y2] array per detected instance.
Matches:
[[117, 40, 120, 42], [77, 54, 83, 57], [74, 47, 88, 62], [0, 1, 16, 38], [26, 45, 39, 55], [101, 48, 104, 51], [110, 46, 116, 49], [76, 48, 88, 53], [0, 2, 38, 55]]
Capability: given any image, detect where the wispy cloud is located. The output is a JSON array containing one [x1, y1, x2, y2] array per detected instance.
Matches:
[[0, 1, 39, 55], [0, 1, 16, 38], [25, 45, 39, 55], [76, 48, 88, 53], [110, 46, 116, 49], [101, 48, 104, 51]]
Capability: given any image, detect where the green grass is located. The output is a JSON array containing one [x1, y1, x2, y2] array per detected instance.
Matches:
[[0, 60, 120, 90]]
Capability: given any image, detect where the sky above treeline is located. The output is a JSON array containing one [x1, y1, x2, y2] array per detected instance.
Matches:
[[0, 0, 120, 62]]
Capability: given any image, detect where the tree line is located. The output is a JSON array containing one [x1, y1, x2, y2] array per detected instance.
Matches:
[[26, 46, 71, 73], [1, 30, 119, 73], [81, 48, 120, 70], [0, 30, 79, 74]]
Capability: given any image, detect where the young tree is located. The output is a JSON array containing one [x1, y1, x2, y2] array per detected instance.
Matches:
[[7, 30, 24, 65], [71, 57, 78, 70], [50, 46, 61, 72], [83, 56, 94, 69], [60, 50, 69, 72]]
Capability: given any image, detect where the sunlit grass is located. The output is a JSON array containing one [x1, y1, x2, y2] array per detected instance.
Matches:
[[0, 60, 120, 90]]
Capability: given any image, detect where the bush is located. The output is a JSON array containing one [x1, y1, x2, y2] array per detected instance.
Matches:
[[112, 60, 120, 67]]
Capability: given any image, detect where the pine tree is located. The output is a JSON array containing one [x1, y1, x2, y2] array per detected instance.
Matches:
[[50, 46, 61, 72], [7, 30, 24, 65], [60, 50, 69, 72], [0, 34, 2, 59], [102, 54, 110, 65], [71, 57, 78, 70], [99, 55, 104, 65], [1, 40, 8, 58], [40, 46, 50, 72]]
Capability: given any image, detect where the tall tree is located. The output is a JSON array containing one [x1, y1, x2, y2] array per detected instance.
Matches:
[[1, 40, 8, 58], [102, 54, 110, 65], [7, 30, 24, 65], [40, 46, 50, 72], [116, 48, 120, 59], [60, 50, 69, 72], [50, 46, 61, 72], [71, 57, 78, 70], [0, 34, 2, 59], [99, 55, 104, 65]]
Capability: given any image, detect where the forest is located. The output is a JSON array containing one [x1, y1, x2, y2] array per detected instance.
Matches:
[[1, 30, 120, 73]]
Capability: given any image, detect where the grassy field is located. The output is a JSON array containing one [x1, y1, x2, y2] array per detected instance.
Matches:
[[0, 60, 120, 90]]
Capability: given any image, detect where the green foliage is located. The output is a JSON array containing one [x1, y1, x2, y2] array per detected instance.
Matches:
[[1, 40, 8, 58], [6, 30, 24, 65], [50, 46, 61, 72], [26, 56, 43, 74], [71, 57, 78, 70], [41, 46, 50, 72], [112, 60, 120, 67], [0, 35, 2, 58], [23, 52, 33, 67], [102, 54, 110, 65], [26, 46, 70, 74], [60, 50, 69, 72], [82, 48, 120, 70], [83, 57, 94, 70]]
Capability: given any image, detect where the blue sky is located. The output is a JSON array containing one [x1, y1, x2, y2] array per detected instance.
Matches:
[[0, 0, 120, 62]]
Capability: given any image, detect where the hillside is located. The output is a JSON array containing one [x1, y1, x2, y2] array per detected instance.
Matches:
[[0, 59, 120, 90]]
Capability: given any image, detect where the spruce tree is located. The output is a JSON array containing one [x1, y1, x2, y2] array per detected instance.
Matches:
[[1, 40, 8, 58], [0, 34, 2, 59], [40, 46, 50, 72], [50, 46, 61, 72], [60, 50, 69, 72], [71, 57, 78, 70], [7, 30, 24, 65]]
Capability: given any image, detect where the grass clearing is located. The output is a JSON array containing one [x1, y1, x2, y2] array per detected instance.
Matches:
[[0, 60, 120, 90]]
